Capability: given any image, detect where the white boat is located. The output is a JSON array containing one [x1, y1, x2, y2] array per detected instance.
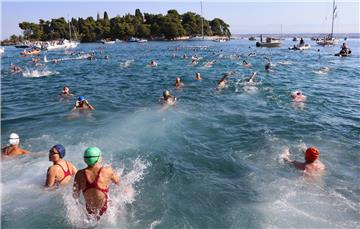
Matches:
[[43, 20, 79, 50], [256, 36, 282, 48], [43, 39, 79, 50], [137, 39, 148, 43], [213, 38, 227, 42], [0, 47, 4, 55], [317, 0, 338, 46], [101, 40, 115, 44]]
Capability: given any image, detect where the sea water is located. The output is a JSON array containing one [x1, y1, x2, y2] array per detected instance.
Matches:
[[1, 39, 359, 228]]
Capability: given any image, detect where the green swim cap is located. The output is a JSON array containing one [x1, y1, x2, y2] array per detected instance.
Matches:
[[84, 147, 101, 166]]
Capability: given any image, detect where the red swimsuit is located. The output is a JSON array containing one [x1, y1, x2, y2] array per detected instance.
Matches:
[[83, 167, 109, 217], [56, 161, 72, 183]]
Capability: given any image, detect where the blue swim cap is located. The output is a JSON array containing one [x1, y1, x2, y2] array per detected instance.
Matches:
[[52, 144, 65, 158], [78, 96, 85, 101]]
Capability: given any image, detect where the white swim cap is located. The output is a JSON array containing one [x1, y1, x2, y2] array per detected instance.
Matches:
[[9, 133, 20, 145]]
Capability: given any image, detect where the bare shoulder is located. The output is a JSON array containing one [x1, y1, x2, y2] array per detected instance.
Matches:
[[102, 165, 115, 174]]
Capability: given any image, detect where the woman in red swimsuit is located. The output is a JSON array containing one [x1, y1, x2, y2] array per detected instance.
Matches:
[[46, 144, 77, 187], [73, 147, 120, 219]]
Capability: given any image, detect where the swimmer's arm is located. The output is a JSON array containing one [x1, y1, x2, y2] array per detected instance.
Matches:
[[21, 149, 29, 155], [284, 157, 306, 170], [46, 166, 56, 187], [111, 169, 121, 186], [85, 100, 95, 110], [73, 173, 81, 199]]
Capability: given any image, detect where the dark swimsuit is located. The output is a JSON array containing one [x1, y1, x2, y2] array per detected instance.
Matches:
[[83, 167, 109, 217], [56, 161, 72, 183]]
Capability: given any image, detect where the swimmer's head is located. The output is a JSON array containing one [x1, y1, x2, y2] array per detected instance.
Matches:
[[78, 96, 85, 102], [291, 90, 303, 99], [84, 147, 101, 166], [63, 86, 69, 92], [9, 133, 20, 145], [49, 144, 66, 159], [163, 90, 170, 97], [176, 77, 181, 82], [305, 147, 320, 163]]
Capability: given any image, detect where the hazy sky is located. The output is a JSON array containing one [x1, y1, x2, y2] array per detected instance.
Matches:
[[1, 0, 359, 39]]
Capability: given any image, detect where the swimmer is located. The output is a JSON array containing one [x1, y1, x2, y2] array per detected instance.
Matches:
[[71, 96, 95, 111], [283, 147, 325, 174], [59, 86, 74, 97], [163, 90, 176, 105], [195, 72, 202, 80], [10, 63, 22, 74], [245, 72, 257, 83], [217, 72, 235, 90], [149, 60, 158, 67], [2, 133, 29, 159], [291, 90, 307, 102], [46, 144, 77, 188], [265, 62, 271, 72], [242, 60, 252, 67], [317, 67, 330, 74], [73, 147, 120, 219], [174, 77, 184, 88]]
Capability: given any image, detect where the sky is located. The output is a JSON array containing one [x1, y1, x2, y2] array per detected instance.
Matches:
[[1, 0, 359, 39]]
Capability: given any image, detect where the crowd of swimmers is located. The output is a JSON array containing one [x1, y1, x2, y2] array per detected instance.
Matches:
[[4, 40, 347, 221], [2, 134, 120, 220], [1, 131, 325, 219]]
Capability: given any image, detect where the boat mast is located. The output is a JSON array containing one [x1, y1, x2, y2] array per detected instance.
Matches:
[[68, 20, 72, 41], [331, 0, 336, 39], [201, 1, 204, 40]]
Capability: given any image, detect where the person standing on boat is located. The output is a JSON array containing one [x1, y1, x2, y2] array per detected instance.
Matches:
[[73, 147, 121, 219], [299, 37, 305, 46], [46, 144, 77, 188]]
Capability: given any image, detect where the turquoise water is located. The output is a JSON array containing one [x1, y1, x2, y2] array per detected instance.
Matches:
[[1, 39, 360, 228]]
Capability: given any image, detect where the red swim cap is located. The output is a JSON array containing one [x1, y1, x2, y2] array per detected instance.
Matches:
[[305, 147, 320, 163]]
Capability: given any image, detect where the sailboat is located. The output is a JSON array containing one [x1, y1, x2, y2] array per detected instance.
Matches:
[[317, 0, 338, 46], [43, 20, 79, 50]]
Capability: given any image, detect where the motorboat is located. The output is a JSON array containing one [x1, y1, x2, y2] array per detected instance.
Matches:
[[137, 39, 148, 43], [292, 37, 298, 41], [248, 36, 256, 41], [256, 37, 282, 48], [42, 39, 79, 50], [335, 49, 351, 57], [101, 40, 115, 44], [213, 38, 227, 42]]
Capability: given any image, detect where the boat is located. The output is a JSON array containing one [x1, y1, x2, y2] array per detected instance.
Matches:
[[213, 38, 227, 42], [137, 39, 148, 43], [128, 37, 139, 42], [289, 44, 311, 50], [248, 37, 256, 41], [256, 36, 282, 48], [0, 47, 4, 55], [335, 50, 351, 57], [21, 48, 41, 56], [101, 40, 115, 44], [317, 0, 338, 46], [43, 20, 79, 50], [292, 37, 298, 41]]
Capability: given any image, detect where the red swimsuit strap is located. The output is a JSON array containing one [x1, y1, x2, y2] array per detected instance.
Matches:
[[83, 167, 109, 194], [57, 161, 71, 183]]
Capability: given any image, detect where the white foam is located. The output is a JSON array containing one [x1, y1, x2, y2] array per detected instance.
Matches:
[[22, 69, 59, 78]]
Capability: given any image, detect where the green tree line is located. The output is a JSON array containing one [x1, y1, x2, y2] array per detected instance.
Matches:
[[16, 9, 231, 42]]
